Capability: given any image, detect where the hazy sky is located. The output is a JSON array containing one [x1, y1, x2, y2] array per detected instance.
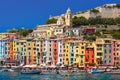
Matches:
[[0, 0, 119, 32]]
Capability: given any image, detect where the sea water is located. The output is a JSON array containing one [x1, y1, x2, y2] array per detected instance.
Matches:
[[0, 72, 119, 80]]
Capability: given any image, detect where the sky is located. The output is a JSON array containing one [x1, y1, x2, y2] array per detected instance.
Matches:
[[0, 0, 120, 32]]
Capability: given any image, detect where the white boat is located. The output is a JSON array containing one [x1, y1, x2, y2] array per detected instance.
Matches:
[[106, 70, 120, 74], [88, 67, 104, 74], [0, 69, 14, 72]]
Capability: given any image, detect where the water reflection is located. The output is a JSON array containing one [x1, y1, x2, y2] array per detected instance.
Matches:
[[0, 72, 119, 80]]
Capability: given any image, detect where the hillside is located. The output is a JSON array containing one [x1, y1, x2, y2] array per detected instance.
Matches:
[[50, 4, 120, 19]]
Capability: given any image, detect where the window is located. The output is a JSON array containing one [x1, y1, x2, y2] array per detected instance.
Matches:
[[59, 29, 61, 32], [97, 52, 102, 56], [109, 50, 111, 53], [104, 60, 106, 63], [76, 50, 78, 52], [28, 43, 30, 46], [71, 54, 74, 56], [81, 47, 84, 49], [104, 49, 106, 53], [66, 58, 68, 61], [37, 44, 39, 47], [109, 60, 111, 63], [28, 48, 31, 50], [81, 60, 83, 63], [72, 50, 74, 52], [76, 54, 79, 57], [59, 54, 62, 57], [48, 32, 50, 34], [66, 54, 68, 56], [71, 58, 73, 61], [82, 51, 84, 54], [60, 46, 62, 48], [49, 48, 51, 51], [60, 59, 62, 62], [56, 30, 58, 32], [109, 56, 111, 58], [67, 50, 68, 52], [60, 50, 62, 52], [54, 49, 57, 51], [80, 55, 83, 58]]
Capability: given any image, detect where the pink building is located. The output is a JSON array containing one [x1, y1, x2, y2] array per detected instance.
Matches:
[[0, 33, 18, 39], [112, 40, 118, 66]]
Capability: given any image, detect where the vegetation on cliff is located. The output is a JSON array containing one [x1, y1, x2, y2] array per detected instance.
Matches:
[[7, 28, 33, 37]]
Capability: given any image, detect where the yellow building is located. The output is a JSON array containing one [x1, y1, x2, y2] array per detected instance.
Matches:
[[93, 39, 104, 65], [16, 39, 27, 64], [116, 40, 120, 65], [31, 40, 37, 64], [74, 41, 80, 66], [79, 41, 86, 67], [13, 40, 17, 60], [64, 41, 70, 65]]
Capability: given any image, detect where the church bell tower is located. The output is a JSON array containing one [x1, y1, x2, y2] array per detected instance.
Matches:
[[65, 8, 72, 28]]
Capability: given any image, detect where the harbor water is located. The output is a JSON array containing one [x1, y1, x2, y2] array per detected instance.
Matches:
[[0, 72, 120, 80]]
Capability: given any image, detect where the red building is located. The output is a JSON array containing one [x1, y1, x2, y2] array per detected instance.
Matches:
[[85, 47, 94, 66], [85, 27, 95, 34]]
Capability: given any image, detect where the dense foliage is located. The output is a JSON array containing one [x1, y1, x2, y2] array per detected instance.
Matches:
[[90, 8, 99, 14], [7, 28, 33, 37], [113, 4, 120, 8], [72, 16, 120, 27], [46, 18, 57, 24]]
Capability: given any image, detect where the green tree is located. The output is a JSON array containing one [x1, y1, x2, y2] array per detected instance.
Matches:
[[90, 8, 99, 14], [84, 36, 96, 41], [18, 29, 29, 37], [72, 16, 88, 27], [46, 18, 57, 24], [7, 28, 18, 33], [112, 31, 120, 39]]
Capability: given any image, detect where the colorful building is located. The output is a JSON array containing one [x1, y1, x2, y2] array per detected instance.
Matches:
[[0, 39, 6, 60]]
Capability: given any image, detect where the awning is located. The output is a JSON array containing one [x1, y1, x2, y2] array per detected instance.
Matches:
[[60, 65, 65, 67], [79, 66, 84, 67], [49, 65, 56, 68], [23, 65, 37, 68]]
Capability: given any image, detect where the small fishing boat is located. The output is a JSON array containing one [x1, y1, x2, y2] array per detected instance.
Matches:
[[88, 67, 104, 74], [21, 71, 41, 74], [0, 69, 14, 72], [106, 70, 120, 74]]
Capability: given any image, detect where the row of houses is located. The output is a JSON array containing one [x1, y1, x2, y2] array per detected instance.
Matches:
[[0, 35, 120, 67]]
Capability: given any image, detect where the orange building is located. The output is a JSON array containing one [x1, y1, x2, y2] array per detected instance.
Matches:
[[10, 41, 13, 60], [85, 46, 94, 66], [31, 40, 36, 64], [52, 40, 58, 65]]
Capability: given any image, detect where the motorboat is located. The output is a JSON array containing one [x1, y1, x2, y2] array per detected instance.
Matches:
[[88, 67, 104, 74], [21, 71, 41, 74], [106, 70, 120, 74], [0, 69, 14, 72]]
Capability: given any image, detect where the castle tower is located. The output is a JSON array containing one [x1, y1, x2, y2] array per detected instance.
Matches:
[[65, 8, 72, 28]]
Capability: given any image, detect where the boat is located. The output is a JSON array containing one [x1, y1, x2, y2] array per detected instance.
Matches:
[[59, 71, 73, 76], [21, 71, 41, 74], [88, 67, 104, 74], [0, 69, 14, 72], [106, 70, 120, 74]]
